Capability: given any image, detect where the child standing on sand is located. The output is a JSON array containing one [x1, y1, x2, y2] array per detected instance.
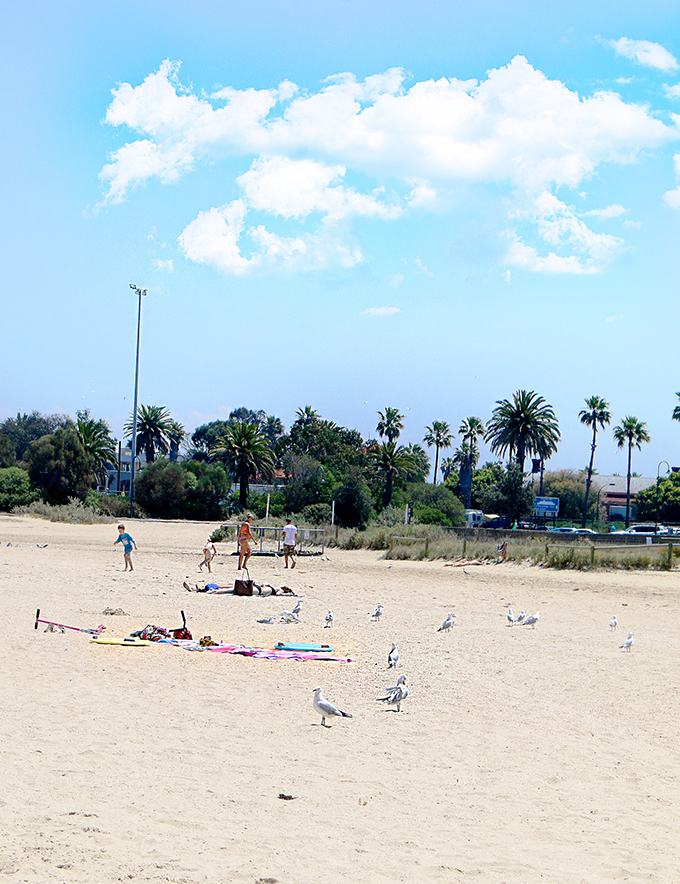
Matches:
[[199, 541, 217, 572], [114, 524, 137, 571]]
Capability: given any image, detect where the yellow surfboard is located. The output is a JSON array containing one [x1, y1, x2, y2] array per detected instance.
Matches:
[[90, 636, 152, 646]]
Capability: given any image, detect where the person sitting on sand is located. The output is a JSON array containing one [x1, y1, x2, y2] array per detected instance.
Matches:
[[238, 514, 257, 570]]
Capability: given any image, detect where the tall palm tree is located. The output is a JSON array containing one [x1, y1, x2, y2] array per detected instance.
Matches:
[[210, 420, 275, 507], [424, 421, 454, 485], [371, 441, 417, 507], [672, 393, 680, 424], [579, 396, 611, 527], [484, 390, 560, 473], [124, 405, 172, 463], [376, 407, 404, 443], [613, 416, 650, 527], [75, 409, 117, 484], [166, 420, 186, 462], [457, 416, 485, 506], [295, 406, 320, 425]]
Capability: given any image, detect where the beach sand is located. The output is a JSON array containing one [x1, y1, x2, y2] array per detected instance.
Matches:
[[1, 513, 678, 883]]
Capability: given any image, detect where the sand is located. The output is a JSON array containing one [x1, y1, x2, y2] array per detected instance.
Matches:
[[1, 513, 678, 884]]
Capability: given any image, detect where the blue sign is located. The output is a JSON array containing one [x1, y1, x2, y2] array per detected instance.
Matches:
[[534, 496, 560, 516]]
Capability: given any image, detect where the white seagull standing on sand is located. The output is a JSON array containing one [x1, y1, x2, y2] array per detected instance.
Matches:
[[312, 686, 353, 727], [371, 604, 384, 621], [438, 612, 455, 632], [507, 608, 517, 625], [291, 599, 302, 616], [522, 612, 540, 628], [377, 675, 409, 712], [620, 631, 634, 652], [325, 610, 334, 628], [516, 610, 526, 623], [256, 616, 275, 624], [610, 615, 618, 631], [387, 642, 399, 668]]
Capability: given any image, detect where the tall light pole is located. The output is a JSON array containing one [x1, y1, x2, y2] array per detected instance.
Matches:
[[129, 284, 147, 519]]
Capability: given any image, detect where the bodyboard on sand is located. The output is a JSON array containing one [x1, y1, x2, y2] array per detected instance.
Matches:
[[275, 642, 333, 652], [90, 637, 152, 646]]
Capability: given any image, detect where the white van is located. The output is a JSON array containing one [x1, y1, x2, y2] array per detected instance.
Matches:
[[465, 509, 484, 528]]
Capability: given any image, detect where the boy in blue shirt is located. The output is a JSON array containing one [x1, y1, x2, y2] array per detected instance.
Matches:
[[114, 524, 137, 571]]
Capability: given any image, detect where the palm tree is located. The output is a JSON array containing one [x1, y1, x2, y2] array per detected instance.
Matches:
[[75, 409, 117, 484], [457, 416, 485, 506], [579, 396, 611, 527], [124, 405, 172, 463], [210, 420, 275, 507], [484, 390, 560, 473], [672, 393, 680, 423], [166, 420, 186, 462], [613, 416, 650, 527], [371, 441, 417, 507], [423, 421, 454, 485], [295, 406, 320, 425], [376, 407, 404, 443]]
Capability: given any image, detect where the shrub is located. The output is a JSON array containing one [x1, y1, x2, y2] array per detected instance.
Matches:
[[333, 470, 373, 528], [26, 426, 95, 503], [302, 502, 332, 524], [135, 459, 188, 518], [0, 467, 38, 511], [12, 498, 116, 523]]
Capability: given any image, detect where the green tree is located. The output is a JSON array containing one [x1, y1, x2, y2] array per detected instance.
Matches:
[[0, 412, 71, 461], [190, 420, 230, 460], [635, 473, 680, 523], [0, 434, 16, 468], [75, 409, 117, 484], [376, 407, 404, 443], [333, 469, 373, 529], [135, 459, 188, 519], [672, 392, 680, 424], [613, 416, 650, 527], [26, 426, 94, 503], [295, 405, 320, 425], [407, 483, 465, 526], [124, 405, 173, 463], [183, 460, 230, 520], [166, 420, 186, 462], [477, 463, 534, 525], [540, 470, 594, 522], [457, 417, 484, 507], [579, 395, 611, 527], [402, 443, 430, 482], [371, 441, 417, 507], [485, 390, 560, 473], [0, 466, 38, 510], [423, 421, 454, 486], [210, 420, 275, 508]]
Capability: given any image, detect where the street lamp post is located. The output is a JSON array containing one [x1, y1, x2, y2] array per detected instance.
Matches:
[[596, 482, 616, 525], [129, 284, 147, 519]]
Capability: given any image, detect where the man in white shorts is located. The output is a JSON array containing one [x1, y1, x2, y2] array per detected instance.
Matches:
[[282, 518, 298, 569]]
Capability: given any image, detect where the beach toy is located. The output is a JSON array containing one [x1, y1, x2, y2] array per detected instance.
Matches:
[[34, 609, 105, 636], [274, 642, 333, 652], [90, 636, 151, 646]]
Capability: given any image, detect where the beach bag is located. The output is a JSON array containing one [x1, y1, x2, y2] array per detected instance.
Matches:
[[234, 567, 254, 596]]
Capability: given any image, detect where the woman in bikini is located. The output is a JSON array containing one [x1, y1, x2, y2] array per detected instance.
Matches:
[[238, 514, 257, 570]]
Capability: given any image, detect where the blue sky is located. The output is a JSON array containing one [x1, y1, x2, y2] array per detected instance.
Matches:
[[2, 0, 680, 478]]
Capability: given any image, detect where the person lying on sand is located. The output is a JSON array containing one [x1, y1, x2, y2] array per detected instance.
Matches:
[[184, 581, 232, 593], [444, 559, 485, 567]]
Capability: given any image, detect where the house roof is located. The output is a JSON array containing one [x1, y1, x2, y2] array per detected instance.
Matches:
[[595, 475, 656, 497]]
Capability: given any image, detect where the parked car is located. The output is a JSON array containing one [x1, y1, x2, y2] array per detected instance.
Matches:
[[547, 527, 579, 535], [575, 528, 599, 536], [518, 521, 548, 531], [611, 524, 670, 536]]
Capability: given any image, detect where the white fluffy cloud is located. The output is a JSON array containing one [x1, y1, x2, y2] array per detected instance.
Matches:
[[608, 38, 678, 72], [100, 57, 680, 274], [506, 192, 624, 274], [582, 204, 626, 219]]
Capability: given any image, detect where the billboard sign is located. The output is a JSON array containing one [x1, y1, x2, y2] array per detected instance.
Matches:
[[534, 496, 559, 516]]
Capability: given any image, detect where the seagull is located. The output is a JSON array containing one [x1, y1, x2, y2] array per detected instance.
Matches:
[[522, 612, 540, 628], [609, 615, 618, 631], [377, 675, 409, 712], [438, 612, 455, 632], [387, 642, 399, 668], [325, 610, 334, 628], [463, 568, 469, 575], [371, 604, 384, 621], [507, 608, 517, 625], [280, 611, 299, 623], [312, 686, 352, 727], [620, 631, 634, 652], [516, 610, 526, 623], [291, 599, 302, 615], [256, 616, 275, 624], [382, 674, 407, 696]]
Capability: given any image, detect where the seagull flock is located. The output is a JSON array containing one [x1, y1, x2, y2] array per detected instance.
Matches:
[[253, 588, 636, 725]]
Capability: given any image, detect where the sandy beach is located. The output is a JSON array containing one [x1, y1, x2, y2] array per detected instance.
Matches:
[[1, 513, 678, 883]]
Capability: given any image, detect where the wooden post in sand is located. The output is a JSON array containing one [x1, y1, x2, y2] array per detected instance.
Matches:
[[590, 545, 595, 568]]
